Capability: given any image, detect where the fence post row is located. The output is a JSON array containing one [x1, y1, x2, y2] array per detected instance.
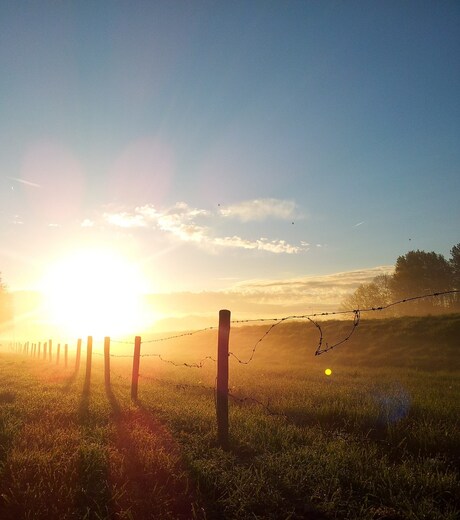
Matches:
[[131, 336, 141, 400], [217, 309, 231, 449], [9, 309, 233, 448]]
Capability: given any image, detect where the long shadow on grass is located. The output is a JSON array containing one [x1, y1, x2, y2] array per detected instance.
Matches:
[[107, 391, 204, 519], [76, 380, 113, 519], [61, 366, 80, 393]]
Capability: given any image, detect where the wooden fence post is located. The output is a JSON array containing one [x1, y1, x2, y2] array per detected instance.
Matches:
[[85, 336, 92, 385], [131, 336, 141, 400], [217, 309, 231, 448], [48, 339, 52, 362], [104, 337, 110, 387], [56, 343, 60, 365], [43, 342, 47, 360], [65, 344, 68, 368], [38, 342, 41, 358], [75, 339, 82, 372]]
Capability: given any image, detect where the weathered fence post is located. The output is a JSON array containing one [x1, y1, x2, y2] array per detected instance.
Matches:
[[75, 338, 82, 372], [104, 336, 110, 388], [65, 344, 68, 368], [43, 342, 47, 360], [85, 336, 92, 385], [131, 336, 141, 400], [38, 342, 41, 358], [56, 343, 60, 365], [217, 309, 231, 448], [48, 339, 52, 362]]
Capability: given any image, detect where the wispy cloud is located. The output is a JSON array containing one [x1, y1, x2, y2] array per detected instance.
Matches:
[[213, 236, 304, 254], [354, 221, 365, 227], [141, 266, 395, 322], [102, 201, 307, 254], [228, 266, 395, 307], [219, 198, 298, 222], [7, 176, 41, 188]]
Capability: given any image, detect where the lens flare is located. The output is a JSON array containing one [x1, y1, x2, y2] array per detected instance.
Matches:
[[325, 368, 332, 376]]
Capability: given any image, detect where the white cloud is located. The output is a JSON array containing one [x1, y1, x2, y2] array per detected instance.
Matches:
[[103, 212, 147, 228], [219, 198, 298, 222], [101, 201, 307, 254], [81, 219, 95, 228], [213, 236, 305, 254]]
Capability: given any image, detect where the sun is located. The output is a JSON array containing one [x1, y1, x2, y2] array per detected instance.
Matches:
[[41, 248, 153, 339]]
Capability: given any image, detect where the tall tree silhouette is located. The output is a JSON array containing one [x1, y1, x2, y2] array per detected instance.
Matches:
[[390, 250, 452, 313]]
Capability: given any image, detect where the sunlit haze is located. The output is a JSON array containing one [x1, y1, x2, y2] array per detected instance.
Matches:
[[39, 248, 154, 338]]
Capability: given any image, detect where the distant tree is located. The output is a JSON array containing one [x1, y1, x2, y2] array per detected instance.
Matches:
[[390, 250, 453, 313], [449, 243, 460, 308], [0, 273, 13, 328], [341, 274, 394, 315]]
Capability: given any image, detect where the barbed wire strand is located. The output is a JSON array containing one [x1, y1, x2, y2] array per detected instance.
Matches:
[[230, 289, 459, 362], [95, 350, 216, 367], [111, 326, 217, 345], [35, 289, 460, 369]]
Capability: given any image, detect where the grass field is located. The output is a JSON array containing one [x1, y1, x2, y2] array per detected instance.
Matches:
[[0, 314, 459, 519]]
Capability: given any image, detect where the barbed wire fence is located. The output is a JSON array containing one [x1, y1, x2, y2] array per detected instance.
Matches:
[[7, 289, 459, 445]]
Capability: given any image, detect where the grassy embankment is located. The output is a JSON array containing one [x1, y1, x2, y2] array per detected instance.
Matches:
[[0, 313, 459, 519]]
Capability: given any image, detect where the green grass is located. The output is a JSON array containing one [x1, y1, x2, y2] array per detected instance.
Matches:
[[0, 314, 459, 519]]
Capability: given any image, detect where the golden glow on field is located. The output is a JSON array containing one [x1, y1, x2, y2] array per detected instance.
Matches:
[[41, 248, 154, 338], [325, 368, 332, 376]]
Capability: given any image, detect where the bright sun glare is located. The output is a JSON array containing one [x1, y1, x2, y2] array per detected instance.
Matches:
[[41, 249, 152, 338]]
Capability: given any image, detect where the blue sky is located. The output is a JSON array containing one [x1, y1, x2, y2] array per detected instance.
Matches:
[[1, 1, 459, 319]]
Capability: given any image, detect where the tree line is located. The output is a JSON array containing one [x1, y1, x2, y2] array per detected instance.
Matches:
[[341, 243, 460, 316]]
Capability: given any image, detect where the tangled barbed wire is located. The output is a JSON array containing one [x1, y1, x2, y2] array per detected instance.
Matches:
[[90, 289, 460, 367]]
